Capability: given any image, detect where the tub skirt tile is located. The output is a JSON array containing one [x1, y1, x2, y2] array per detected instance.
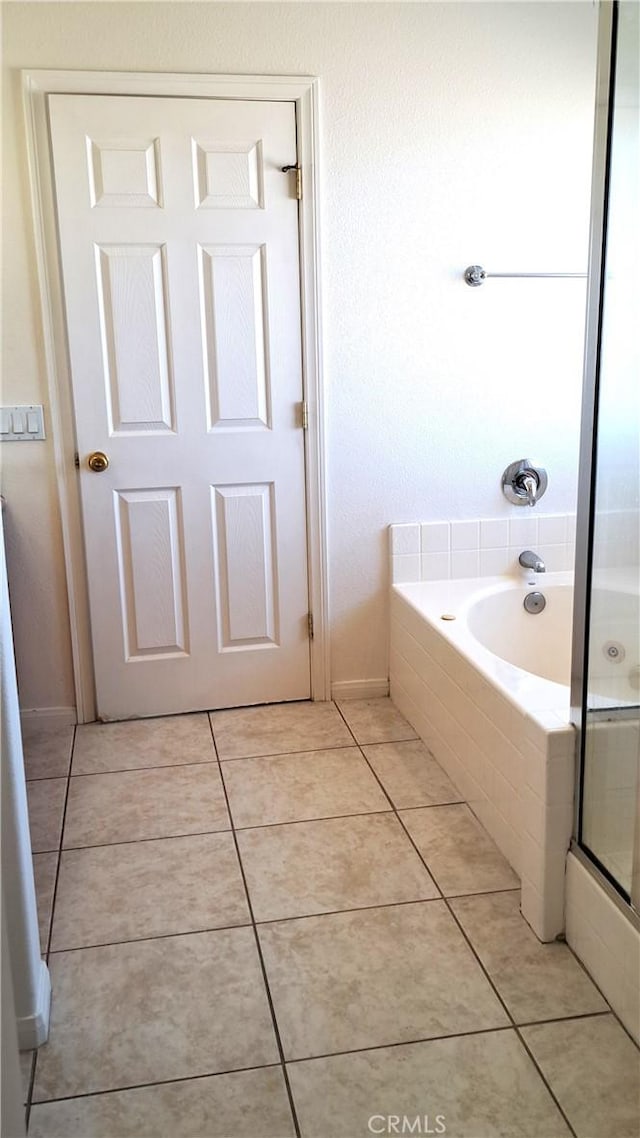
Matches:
[[389, 676, 467, 803], [390, 589, 573, 944], [390, 651, 520, 879]]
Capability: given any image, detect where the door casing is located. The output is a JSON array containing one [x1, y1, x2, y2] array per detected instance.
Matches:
[[23, 70, 329, 722]]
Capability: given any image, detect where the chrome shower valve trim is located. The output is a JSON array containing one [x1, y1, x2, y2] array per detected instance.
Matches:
[[502, 459, 548, 507]]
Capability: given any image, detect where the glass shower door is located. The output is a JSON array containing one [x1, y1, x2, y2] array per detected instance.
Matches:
[[575, 0, 640, 907]]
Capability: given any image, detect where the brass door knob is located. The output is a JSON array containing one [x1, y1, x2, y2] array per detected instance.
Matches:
[[87, 451, 110, 473]]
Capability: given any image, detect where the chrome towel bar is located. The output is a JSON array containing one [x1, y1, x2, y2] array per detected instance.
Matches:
[[464, 264, 587, 287]]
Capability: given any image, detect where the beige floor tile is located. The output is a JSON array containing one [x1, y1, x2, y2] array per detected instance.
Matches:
[[63, 763, 229, 848], [399, 804, 519, 895], [22, 723, 74, 781], [211, 701, 353, 760], [337, 697, 418, 744], [449, 892, 607, 1023], [521, 1015, 640, 1138], [238, 813, 439, 922], [51, 832, 249, 950], [27, 779, 67, 853], [29, 1067, 295, 1138], [33, 928, 279, 1101], [33, 852, 58, 952], [19, 1050, 33, 1104], [222, 748, 390, 829], [72, 713, 215, 775], [363, 740, 462, 808], [258, 901, 508, 1059], [288, 1031, 571, 1137]]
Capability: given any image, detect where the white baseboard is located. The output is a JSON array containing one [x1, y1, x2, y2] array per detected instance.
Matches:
[[20, 706, 77, 728], [17, 960, 51, 1050], [331, 678, 390, 701]]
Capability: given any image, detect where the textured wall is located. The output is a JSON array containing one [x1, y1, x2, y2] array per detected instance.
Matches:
[[1, 1, 598, 710]]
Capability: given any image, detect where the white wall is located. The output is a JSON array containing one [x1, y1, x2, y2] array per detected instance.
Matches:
[[1, 1, 598, 711]]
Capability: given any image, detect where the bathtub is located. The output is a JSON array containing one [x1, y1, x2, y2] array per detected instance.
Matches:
[[390, 571, 576, 941]]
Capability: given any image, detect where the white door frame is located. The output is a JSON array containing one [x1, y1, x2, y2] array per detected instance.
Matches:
[[22, 70, 329, 722]]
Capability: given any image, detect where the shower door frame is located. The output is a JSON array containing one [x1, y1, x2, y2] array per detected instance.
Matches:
[[570, 0, 640, 916]]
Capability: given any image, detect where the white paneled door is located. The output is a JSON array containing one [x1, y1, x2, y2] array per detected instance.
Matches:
[[48, 94, 310, 719]]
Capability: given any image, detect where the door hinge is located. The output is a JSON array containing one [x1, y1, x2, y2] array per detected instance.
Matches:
[[74, 452, 80, 469], [281, 164, 302, 200], [301, 400, 309, 431], [308, 612, 314, 640]]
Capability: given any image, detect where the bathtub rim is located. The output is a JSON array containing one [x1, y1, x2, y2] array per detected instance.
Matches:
[[391, 572, 573, 733]]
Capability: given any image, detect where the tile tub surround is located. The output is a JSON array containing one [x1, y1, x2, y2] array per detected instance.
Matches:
[[390, 580, 575, 941], [390, 515, 576, 584]]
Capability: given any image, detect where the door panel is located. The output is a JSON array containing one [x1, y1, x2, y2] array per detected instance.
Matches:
[[193, 140, 264, 210], [212, 483, 278, 650], [113, 488, 189, 659], [48, 93, 310, 719], [88, 137, 162, 209], [199, 244, 270, 430], [96, 244, 175, 434]]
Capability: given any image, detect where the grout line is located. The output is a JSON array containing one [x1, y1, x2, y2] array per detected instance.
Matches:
[[61, 740, 394, 776], [24, 766, 73, 783], [68, 757, 219, 779], [55, 829, 238, 852], [217, 742, 361, 763], [47, 922, 254, 955], [393, 800, 466, 810], [24, 774, 69, 785], [27, 725, 77, 1126], [234, 808, 393, 832], [283, 1024, 516, 1066], [347, 734, 419, 748], [47, 882, 531, 953], [438, 882, 579, 1137], [49, 729, 78, 944], [442, 887, 521, 900], [29, 1061, 284, 1107], [56, 827, 235, 853], [254, 897, 443, 926], [516, 1009, 613, 1030], [50, 798, 497, 855], [336, 704, 581, 1138], [332, 712, 447, 901], [396, 801, 470, 814], [55, 808, 405, 852], [209, 719, 302, 1138], [513, 1026, 579, 1136], [233, 809, 467, 834]]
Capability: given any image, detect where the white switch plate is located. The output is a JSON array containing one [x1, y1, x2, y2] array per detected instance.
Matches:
[[0, 405, 46, 441]]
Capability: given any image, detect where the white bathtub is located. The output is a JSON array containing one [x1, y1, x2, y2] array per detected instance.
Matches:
[[390, 572, 576, 941]]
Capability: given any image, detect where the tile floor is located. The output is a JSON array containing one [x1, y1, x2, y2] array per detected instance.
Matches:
[[19, 699, 640, 1137]]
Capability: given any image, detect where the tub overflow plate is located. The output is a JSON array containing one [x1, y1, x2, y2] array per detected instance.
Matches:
[[524, 591, 546, 615]]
